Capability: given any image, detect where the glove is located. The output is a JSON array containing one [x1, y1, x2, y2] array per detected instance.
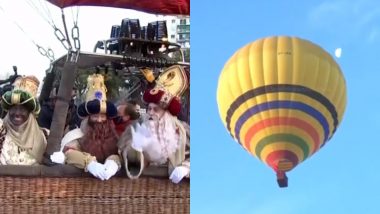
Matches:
[[50, 151, 65, 164], [139, 123, 152, 137], [131, 125, 143, 152], [131, 123, 153, 152], [169, 166, 190, 184], [104, 159, 119, 180], [86, 161, 107, 180]]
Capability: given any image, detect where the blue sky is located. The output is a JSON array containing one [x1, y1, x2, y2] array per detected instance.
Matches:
[[191, 1, 380, 213]]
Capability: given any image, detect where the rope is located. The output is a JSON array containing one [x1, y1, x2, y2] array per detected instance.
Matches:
[[24, 0, 72, 52], [0, 3, 55, 62], [0, 4, 38, 46], [24, 0, 56, 29], [70, 6, 80, 26], [61, 9, 72, 50]]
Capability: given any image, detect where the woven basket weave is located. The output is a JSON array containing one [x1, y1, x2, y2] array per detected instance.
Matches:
[[0, 157, 190, 213], [0, 176, 189, 214]]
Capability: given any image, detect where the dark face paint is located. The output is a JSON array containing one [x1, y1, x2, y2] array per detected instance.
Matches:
[[9, 105, 30, 126]]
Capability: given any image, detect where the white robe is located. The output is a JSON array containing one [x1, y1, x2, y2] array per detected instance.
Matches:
[[0, 121, 39, 165]]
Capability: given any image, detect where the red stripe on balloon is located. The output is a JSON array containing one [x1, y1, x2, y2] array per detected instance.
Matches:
[[265, 150, 299, 172], [244, 117, 320, 154]]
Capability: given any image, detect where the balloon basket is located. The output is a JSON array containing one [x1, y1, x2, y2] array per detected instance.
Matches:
[[276, 171, 288, 188]]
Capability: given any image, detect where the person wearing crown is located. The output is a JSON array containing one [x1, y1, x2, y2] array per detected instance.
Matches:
[[50, 74, 121, 180], [0, 75, 48, 165], [118, 65, 190, 183]]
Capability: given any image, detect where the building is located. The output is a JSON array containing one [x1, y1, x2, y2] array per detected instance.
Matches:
[[166, 17, 190, 48]]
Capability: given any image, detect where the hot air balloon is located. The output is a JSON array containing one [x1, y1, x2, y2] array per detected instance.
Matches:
[[216, 36, 347, 187], [46, 0, 190, 15]]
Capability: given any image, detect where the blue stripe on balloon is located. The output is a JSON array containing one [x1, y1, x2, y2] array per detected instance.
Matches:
[[225, 84, 338, 139], [234, 100, 329, 147]]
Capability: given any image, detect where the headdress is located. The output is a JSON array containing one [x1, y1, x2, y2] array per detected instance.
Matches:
[[77, 74, 117, 118], [1, 75, 40, 115], [142, 65, 189, 116]]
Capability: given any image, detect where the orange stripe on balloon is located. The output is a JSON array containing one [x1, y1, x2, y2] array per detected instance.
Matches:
[[244, 117, 320, 154]]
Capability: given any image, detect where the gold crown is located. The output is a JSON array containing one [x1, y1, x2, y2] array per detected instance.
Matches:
[[13, 75, 40, 97], [156, 65, 188, 97], [85, 74, 108, 102], [141, 68, 155, 83], [84, 74, 108, 114]]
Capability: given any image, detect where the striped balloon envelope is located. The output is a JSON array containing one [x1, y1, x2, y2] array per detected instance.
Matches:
[[216, 36, 347, 187]]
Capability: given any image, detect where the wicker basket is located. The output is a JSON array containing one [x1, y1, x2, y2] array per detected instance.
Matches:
[[0, 166, 189, 214]]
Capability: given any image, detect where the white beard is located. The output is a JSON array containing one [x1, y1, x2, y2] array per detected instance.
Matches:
[[142, 111, 179, 165]]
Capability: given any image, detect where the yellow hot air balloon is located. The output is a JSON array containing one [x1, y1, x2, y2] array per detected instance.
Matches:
[[216, 36, 347, 187]]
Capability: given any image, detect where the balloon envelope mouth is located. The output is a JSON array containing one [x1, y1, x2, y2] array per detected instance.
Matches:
[[277, 159, 294, 171]]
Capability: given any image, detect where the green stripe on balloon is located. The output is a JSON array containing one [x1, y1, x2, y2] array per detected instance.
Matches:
[[255, 133, 310, 161]]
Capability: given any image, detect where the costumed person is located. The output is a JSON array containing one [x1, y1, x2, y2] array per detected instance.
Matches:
[[50, 74, 121, 180], [118, 65, 190, 183], [0, 75, 48, 165]]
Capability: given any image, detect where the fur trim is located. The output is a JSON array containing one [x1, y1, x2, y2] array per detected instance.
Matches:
[[1, 90, 40, 115], [142, 88, 181, 116], [77, 99, 117, 118]]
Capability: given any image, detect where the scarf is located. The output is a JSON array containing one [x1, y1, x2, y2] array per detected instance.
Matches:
[[3, 114, 47, 163]]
